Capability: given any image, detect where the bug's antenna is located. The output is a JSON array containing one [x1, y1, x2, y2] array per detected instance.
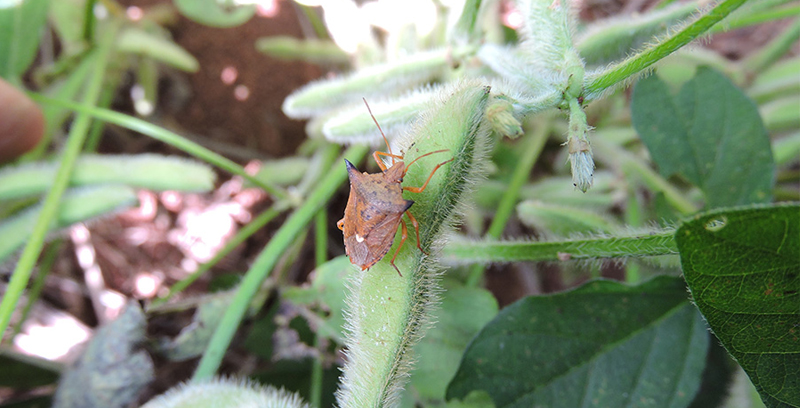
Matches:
[[363, 98, 394, 165]]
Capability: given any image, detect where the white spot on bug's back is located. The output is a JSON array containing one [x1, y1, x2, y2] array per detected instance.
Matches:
[[356, 234, 365, 243]]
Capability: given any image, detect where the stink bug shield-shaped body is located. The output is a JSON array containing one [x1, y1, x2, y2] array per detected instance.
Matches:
[[337, 100, 452, 276]]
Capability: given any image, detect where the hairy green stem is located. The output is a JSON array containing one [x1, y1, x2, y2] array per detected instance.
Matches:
[[192, 145, 368, 381], [442, 231, 677, 263], [0, 24, 118, 343], [585, 0, 749, 99], [337, 82, 490, 408]]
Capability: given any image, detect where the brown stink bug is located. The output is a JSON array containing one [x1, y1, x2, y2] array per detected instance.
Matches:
[[336, 99, 452, 277]]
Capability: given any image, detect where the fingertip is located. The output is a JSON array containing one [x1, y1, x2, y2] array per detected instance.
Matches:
[[0, 80, 45, 162]]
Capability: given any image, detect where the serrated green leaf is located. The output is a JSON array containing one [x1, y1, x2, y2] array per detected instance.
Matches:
[[632, 67, 775, 208], [173, 0, 255, 28], [447, 276, 709, 408], [0, 0, 49, 79], [0, 185, 137, 262], [409, 281, 498, 403], [676, 204, 800, 408]]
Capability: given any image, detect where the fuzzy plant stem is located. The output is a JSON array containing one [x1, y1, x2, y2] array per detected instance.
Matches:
[[193, 145, 368, 381], [0, 24, 118, 342], [442, 230, 678, 263], [337, 82, 491, 408], [585, 0, 750, 99]]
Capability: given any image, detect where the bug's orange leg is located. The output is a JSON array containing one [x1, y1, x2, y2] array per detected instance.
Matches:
[[373, 151, 403, 172], [404, 149, 449, 170], [403, 158, 455, 193], [337, 218, 345, 231], [389, 219, 408, 277], [405, 211, 428, 256]]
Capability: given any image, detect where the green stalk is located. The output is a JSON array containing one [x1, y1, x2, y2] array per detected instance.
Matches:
[[592, 137, 698, 215], [442, 231, 677, 263], [84, 68, 122, 152], [585, 0, 749, 99], [28, 94, 289, 201], [743, 18, 800, 73], [310, 210, 327, 408], [12, 240, 61, 337], [465, 121, 548, 287], [711, 5, 800, 32], [452, 0, 484, 44], [624, 185, 645, 283], [487, 123, 548, 239], [192, 145, 368, 381], [82, 0, 97, 44], [314, 211, 328, 269], [0, 24, 119, 343]]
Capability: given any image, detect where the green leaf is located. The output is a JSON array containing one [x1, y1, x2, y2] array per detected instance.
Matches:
[[282, 256, 353, 343], [447, 276, 709, 408], [0, 351, 60, 388], [516, 200, 618, 235], [676, 204, 800, 408], [0, 185, 137, 263], [53, 303, 154, 408], [0, 154, 215, 201], [173, 0, 255, 28], [409, 281, 498, 403], [632, 67, 775, 208], [0, 0, 49, 79], [156, 292, 234, 362], [116, 27, 199, 72], [255, 36, 349, 65]]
